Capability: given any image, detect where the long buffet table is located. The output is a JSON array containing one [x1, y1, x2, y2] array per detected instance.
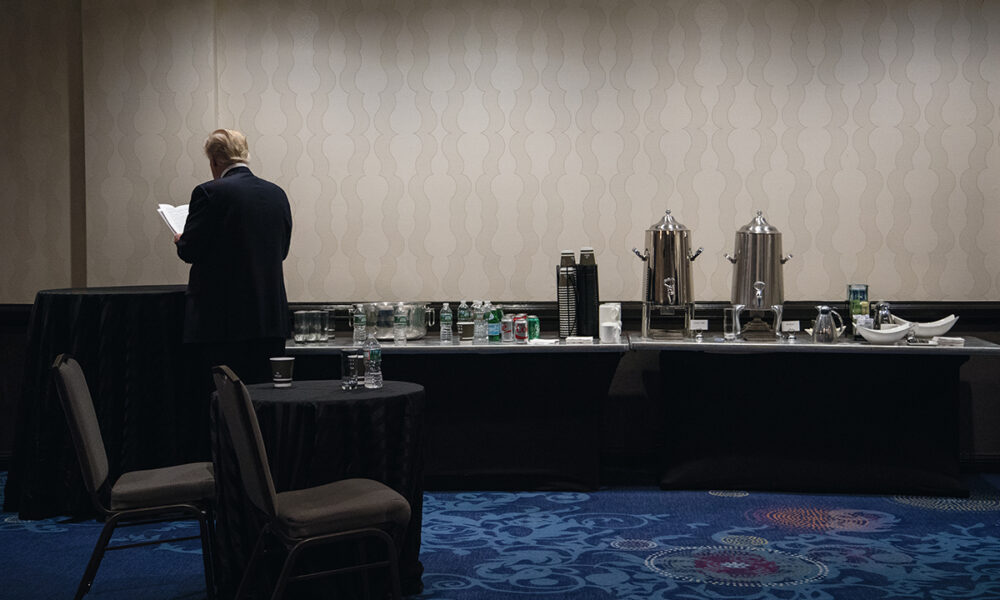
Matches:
[[288, 334, 1000, 496], [5, 283, 998, 528]]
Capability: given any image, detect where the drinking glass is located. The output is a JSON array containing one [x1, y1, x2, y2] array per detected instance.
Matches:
[[340, 353, 364, 388], [723, 308, 738, 341], [324, 306, 337, 340], [316, 310, 329, 343], [306, 311, 322, 343], [293, 311, 309, 344]]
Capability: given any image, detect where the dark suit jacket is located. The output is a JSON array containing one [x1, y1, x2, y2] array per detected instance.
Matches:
[[177, 166, 292, 343]]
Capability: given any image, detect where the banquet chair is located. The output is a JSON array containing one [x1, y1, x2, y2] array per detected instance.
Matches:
[[51, 354, 217, 600], [212, 365, 411, 600]]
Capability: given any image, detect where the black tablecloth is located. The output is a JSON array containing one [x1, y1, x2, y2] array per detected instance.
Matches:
[[4, 286, 208, 518], [212, 379, 425, 598], [657, 351, 968, 496]]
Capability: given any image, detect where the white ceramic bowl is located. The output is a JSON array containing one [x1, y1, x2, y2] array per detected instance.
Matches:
[[892, 314, 958, 338], [857, 323, 912, 345]]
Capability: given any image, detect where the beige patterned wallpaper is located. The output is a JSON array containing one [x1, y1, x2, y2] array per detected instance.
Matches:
[[0, 1, 73, 303], [4, 0, 1000, 304], [82, 0, 217, 288]]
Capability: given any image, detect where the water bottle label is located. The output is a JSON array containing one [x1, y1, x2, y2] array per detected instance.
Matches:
[[394, 315, 407, 326], [441, 313, 453, 325], [368, 348, 381, 364], [354, 315, 365, 326]]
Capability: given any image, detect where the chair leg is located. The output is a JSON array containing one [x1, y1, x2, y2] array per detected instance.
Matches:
[[270, 541, 305, 600], [385, 534, 402, 600], [74, 516, 119, 600], [198, 508, 217, 600], [235, 527, 269, 600]]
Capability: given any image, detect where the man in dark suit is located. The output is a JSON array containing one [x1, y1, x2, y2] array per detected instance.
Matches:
[[176, 129, 292, 384]]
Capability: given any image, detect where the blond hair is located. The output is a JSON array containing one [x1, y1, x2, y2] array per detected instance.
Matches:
[[203, 129, 249, 168]]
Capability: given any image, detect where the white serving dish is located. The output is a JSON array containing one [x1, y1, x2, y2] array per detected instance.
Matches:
[[856, 323, 912, 345], [892, 314, 958, 338]]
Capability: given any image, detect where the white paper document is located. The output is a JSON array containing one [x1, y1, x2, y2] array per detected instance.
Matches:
[[157, 204, 189, 235]]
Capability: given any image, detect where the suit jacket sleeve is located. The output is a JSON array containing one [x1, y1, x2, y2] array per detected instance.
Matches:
[[283, 204, 292, 259], [176, 184, 221, 264]]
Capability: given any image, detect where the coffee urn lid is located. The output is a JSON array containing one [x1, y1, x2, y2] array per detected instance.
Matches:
[[649, 209, 689, 232], [738, 210, 781, 234]]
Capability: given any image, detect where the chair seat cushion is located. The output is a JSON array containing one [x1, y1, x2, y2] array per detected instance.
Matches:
[[274, 478, 411, 539], [110, 462, 215, 510]]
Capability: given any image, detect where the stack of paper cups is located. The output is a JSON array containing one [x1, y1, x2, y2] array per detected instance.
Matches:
[[598, 303, 622, 344]]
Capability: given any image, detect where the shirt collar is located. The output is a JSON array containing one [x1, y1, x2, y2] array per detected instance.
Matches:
[[220, 162, 249, 178]]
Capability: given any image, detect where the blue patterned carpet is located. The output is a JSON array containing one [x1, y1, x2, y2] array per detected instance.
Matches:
[[3, 471, 1000, 599]]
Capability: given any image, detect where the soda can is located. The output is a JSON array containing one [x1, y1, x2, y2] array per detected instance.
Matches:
[[514, 316, 529, 343], [527, 315, 540, 340], [501, 315, 514, 342]]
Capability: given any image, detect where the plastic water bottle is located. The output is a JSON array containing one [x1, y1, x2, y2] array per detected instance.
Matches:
[[457, 300, 471, 323], [439, 302, 453, 342], [473, 301, 488, 343], [363, 332, 383, 389], [393, 302, 408, 346], [352, 304, 367, 345], [486, 301, 501, 342]]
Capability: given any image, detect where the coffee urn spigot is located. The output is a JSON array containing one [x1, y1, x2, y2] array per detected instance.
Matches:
[[753, 281, 765, 308]]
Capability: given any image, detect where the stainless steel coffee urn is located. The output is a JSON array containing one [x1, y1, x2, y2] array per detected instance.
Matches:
[[632, 209, 703, 338], [724, 210, 792, 338]]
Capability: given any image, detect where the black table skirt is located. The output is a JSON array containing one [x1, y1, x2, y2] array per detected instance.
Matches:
[[657, 351, 969, 496], [212, 380, 425, 598], [4, 286, 208, 518], [293, 351, 625, 491]]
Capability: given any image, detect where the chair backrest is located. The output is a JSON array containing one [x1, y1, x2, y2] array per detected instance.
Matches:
[[213, 365, 278, 518], [51, 354, 109, 499]]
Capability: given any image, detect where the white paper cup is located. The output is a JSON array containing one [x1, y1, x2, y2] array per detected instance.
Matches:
[[599, 303, 621, 324], [599, 321, 622, 344]]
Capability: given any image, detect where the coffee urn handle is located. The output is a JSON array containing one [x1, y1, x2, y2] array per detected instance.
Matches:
[[688, 247, 704, 261], [632, 247, 648, 261], [781, 253, 794, 264], [724, 252, 737, 264]]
